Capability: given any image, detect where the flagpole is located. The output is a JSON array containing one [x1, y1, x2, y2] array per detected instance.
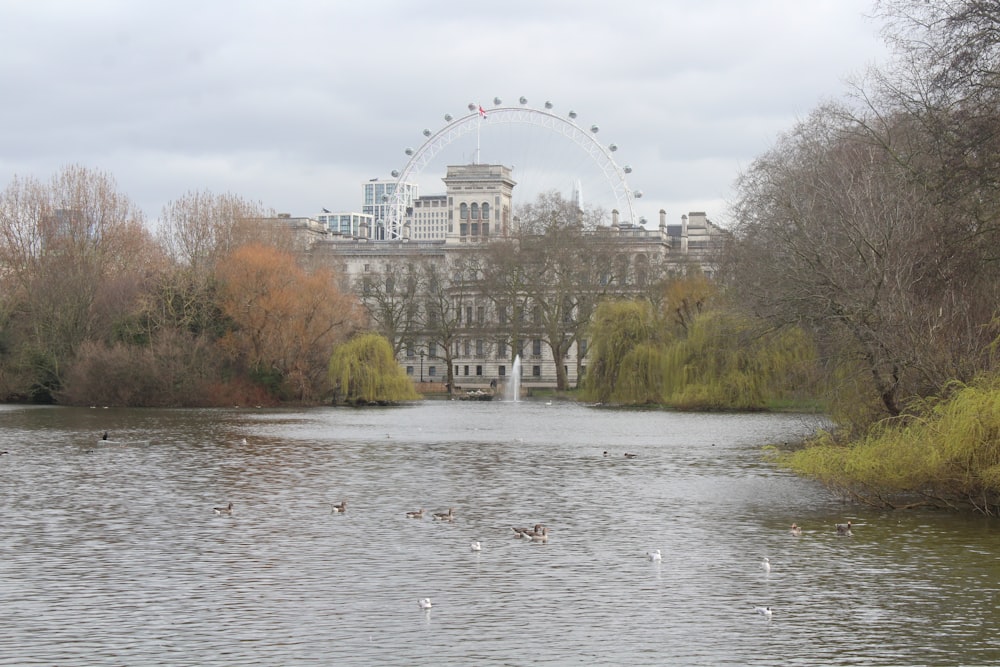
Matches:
[[476, 113, 481, 165]]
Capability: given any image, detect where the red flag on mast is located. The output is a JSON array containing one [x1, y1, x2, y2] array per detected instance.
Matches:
[[478, 105, 487, 118]]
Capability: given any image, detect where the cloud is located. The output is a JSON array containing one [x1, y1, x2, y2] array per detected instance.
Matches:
[[0, 0, 887, 227]]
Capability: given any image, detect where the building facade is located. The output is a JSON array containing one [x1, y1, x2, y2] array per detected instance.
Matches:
[[293, 165, 727, 393]]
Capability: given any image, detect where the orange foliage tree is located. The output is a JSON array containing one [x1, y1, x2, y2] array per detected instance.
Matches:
[[216, 243, 363, 401]]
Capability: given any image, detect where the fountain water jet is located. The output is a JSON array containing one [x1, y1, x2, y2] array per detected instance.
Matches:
[[505, 355, 522, 401]]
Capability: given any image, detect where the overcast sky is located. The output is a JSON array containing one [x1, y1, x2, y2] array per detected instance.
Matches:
[[0, 0, 888, 229]]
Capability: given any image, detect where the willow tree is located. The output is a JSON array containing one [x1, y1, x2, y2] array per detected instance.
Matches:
[[581, 299, 664, 404], [328, 333, 421, 405]]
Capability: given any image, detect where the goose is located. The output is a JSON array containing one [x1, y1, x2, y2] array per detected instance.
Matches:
[[406, 508, 424, 519], [470, 541, 482, 552], [836, 521, 852, 536], [624, 453, 638, 459], [418, 598, 432, 610], [330, 501, 347, 514], [529, 527, 549, 542], [512, 524, 542, 539], [789, 523, 802, 537], [214, 502, 233, 516], [647, 549, 662, 562], [761, 557, 771, 573], [754, 606, 773, 618], [433, 508, 454, 521]]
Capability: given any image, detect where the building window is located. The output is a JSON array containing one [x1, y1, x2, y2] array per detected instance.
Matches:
[[499, 365, 506, 377], [427, 342, 437, 358], [482, 202, 490, 221], [497, 340, 507, 358], [406, 344, 415, 358], [579, 339, 588, 357], [471, 203, 479, 220], [532, 365, 541, 377], [476, 339, 484, 356], [476, 365, 483, 376], [406, 366, 414, 376], [466, 306, 473, 324], [476, 305, 484, 323], [532, 338, 542, 356], [532, 305, 541, 324], [429, 366, 437, 377], [464, 365, 470, 376], [499, 305, 508, 324], [460, 202, 469, 220]]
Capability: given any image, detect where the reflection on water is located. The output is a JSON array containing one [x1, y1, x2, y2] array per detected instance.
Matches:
[[1, 402, 999, 665]]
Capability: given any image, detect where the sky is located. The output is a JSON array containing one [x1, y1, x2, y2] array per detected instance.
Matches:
[[0, 0, 889, 229]]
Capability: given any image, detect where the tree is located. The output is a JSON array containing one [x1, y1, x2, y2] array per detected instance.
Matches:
[[216, 244, 363, 401], [0, 165, 159, 400], [723, 103, 985, 424], [419, 258, 471, 395], [581, 299, 663, 404], [328, 333, 421, 405], [357, 260, 420, 355]]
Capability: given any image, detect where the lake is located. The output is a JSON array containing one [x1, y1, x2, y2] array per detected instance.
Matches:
[[1, 400, 999, 665]]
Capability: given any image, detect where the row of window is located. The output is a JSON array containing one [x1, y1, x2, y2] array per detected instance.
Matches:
[[403, 363, 587, 381]]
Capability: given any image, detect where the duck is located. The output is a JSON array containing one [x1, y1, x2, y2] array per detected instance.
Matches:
[[761, 557, 771, 573], [214, 502, 233, 516], [101, 431, 109, 441], [330, 500, 347, 514], [754, 606, 773, 618], [624, 452, 638, 459], [647, 549, 662, 562], [470, 541, 482, 552], [240, 437, 248, 446], [433, 507, 454, 521], [836, 521, 852, 536], [418, 598, 433, 610], [406, 508, 424, 519], [789, 523, 802, 537]]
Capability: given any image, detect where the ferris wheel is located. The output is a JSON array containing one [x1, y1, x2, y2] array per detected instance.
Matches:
[[383, 97, 642, 240]]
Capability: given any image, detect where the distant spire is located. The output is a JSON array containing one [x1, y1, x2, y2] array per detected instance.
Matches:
[[572, 180, 583, 210]]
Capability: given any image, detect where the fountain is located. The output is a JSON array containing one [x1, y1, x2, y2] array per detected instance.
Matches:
[[505, 355, 522, 402]]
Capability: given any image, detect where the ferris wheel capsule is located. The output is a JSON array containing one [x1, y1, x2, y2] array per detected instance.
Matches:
[[568, 110, 577, 119], [423, 129, 431, 137], [519, 96, 528, 105], [468, 103, 477, 112], [444, 113, 453, 122], [544, 101, 553, 109], [493, 97, 502, 105], [623, 165, 633, 173], [391, 170, 400, 178], [405, 147, 414, 156], [634, 190, 643, 198], [609, 143, 618, 152], [590, 125, 599, 133]]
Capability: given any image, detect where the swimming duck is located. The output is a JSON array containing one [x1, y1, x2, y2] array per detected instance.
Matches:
[[836, 521, 852, 536], [406, 508, 424, 519], [761, 557, 771, 573], [214, 502, 233, 516], [418, 598, 432, 610], [101, 431, 109, 441], [624, 453, 638, 459], [789, 523, 802, 537], [754, 606, 773, 618], [470, 541, 482, 552], [330, 501, 347, 514], [529, 526, 549, 542], [647, 549, 662, 562], [433, 508, 454, 521]]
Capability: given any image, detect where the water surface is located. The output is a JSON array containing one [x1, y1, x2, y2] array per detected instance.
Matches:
[[1, 401, 998, 665]]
